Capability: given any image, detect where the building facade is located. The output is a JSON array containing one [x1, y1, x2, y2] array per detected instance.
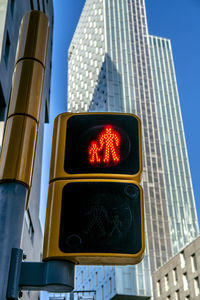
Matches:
[[64, 0, 199, 299], [0, 0, 53, 299], [153, 235, 200, 299]]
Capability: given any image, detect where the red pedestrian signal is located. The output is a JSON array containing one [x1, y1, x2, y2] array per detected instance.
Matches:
[[49, 112, 142, 182], [88, 125, 121, 166]]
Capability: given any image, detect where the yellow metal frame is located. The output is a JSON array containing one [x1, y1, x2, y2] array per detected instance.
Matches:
[[0, 116, 37, 187], [43, 179, 145, 265], [49, 112, 143, 183], [16, 10, 49, 67], [8, 60, 44, 122], [0, 11, 49, 191]]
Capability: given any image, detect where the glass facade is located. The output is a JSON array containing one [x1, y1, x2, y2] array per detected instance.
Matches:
[[149, 35, 199, 253], [68, 0, 105, 112], [66, 0, 199, 299]]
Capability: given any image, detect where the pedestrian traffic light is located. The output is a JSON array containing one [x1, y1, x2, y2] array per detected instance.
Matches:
[[43, 180, 144, 265], [43, 112, 144, 265], [49, 112, 142, 182]]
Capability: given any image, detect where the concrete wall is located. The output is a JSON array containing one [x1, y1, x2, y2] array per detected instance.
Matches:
[[153, 235, 200, 299]]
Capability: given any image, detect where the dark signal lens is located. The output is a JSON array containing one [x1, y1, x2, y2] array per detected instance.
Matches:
[[59, 182, 142, 254]]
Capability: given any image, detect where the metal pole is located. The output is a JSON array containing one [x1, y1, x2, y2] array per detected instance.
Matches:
[[0, 10, 49, 300], [0, 183, 28, 299]]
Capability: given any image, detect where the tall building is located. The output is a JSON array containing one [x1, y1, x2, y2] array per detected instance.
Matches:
[[0, 0, 53, 299], [66, 0, 199, 299]]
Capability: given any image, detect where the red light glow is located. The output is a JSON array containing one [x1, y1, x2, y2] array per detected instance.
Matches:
[[88, 125, 121, 166]]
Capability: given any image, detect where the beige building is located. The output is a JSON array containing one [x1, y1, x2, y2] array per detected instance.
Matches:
[[153, 235, 200, 299]]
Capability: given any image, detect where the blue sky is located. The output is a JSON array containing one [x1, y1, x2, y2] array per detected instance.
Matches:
[[40, 0, 200, 232]]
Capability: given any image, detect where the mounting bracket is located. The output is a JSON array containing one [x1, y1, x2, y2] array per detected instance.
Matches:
[[7, 248, 74, 299]]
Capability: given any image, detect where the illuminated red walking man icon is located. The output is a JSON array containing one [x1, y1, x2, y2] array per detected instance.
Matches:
[[88, 125, 121, 166]]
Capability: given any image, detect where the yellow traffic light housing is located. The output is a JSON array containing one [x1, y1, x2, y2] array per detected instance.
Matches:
[[49, 112, 142, 182], [43, 112, 144, 265], [43, 179, 145, 265]]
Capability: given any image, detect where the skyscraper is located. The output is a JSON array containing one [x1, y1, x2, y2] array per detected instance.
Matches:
[[66, 0, 199, 299], [0, 1, 53, 299]]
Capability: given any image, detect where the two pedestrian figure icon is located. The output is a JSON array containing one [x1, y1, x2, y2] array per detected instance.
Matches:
[[83, 196, 132, 240], [88, 125, 121, 166]]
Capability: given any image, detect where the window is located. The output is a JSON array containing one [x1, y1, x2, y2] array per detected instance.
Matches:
[[30, 0, 34, 9], [44, 101, 49, 123], [87, 266, 89, 276], [4, 32, 11, 66], [37, 0, 40, 10], [49, 297, 66, 300], [173, 267, 178, 285], [157, 280, 161, 297], [101, 285, 104, 300], [183, 273, 188, 291], [42, 0, 45, 12], [81, 270, 83, 283], [191, 253, 197, 272], [0, 82, 6, 121], [49, 294, 67, 300], [10, 0, 15, 16], [0, 121, 4, 153], [24, 210, 34, 243], [109, 277, 112, 294], [194, 277, 200, 296], [165, 274, 169, 291], [175, 290, 180, 300], [180, 251, 185, 268], [95, 272, 98, 286], [102, 266, 105, 278], [89, 279, 91, 289]]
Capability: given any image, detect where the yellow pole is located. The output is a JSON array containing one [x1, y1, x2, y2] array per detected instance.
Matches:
[[0, 11, 49, 299], [0, 10, 49, 193]]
